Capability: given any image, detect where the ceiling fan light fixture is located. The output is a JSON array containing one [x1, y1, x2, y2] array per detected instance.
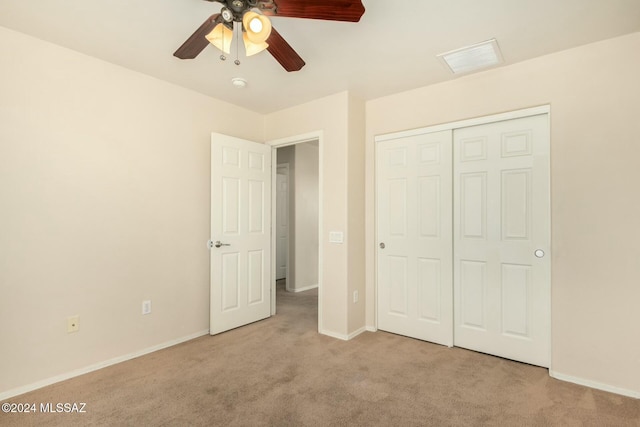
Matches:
[[243, 11, 272, 43], [205, 23, 232, 54], [243, 32, 269, 56], [249, 19, 262, 33]]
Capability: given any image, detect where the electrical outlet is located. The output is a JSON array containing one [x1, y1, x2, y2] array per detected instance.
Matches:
[[67, 315, 79, 333], [353, 290, 359, 303], [142, 300, 152, 315]]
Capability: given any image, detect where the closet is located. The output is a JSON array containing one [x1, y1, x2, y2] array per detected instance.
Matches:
[[376, 110, 550, 367]]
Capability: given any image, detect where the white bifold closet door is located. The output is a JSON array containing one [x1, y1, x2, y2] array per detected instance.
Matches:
[[377, 113, 550, 368]]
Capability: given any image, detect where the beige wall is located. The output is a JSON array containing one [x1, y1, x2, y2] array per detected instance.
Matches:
[[0, 27, 263, 397], [347, 94, 366, 334], [365, 32, 640, 395], [265, 92, 365, 338]]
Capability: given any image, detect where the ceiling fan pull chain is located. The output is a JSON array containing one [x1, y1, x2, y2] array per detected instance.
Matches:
[[219, 22, 226, 61], [234, 22, 241, 66]]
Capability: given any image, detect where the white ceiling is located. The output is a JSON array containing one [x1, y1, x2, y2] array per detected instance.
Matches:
[[1, 0, 639, 114]]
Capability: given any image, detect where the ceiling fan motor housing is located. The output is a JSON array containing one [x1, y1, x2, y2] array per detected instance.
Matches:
[[229, 0, 247, 15], [217, 0, 276, 22]]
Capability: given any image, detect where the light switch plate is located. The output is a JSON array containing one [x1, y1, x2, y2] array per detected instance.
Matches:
[[329, 231, 344, 244], [142, 300, 152, 315]]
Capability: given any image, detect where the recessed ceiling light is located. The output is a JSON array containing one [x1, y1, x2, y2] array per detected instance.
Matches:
[[437, 39, 504, 75], [231, 77, 247, 88]]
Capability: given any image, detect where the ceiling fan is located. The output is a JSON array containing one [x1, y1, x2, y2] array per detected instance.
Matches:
[[173, 0, 366, 72]]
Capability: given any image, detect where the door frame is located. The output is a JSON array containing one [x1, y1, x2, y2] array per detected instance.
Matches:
[[267, 131, 323, 331], [373, 105, 551, 362]]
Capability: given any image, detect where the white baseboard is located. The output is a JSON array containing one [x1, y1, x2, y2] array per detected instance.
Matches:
[[0, 329, 210, 401], [347, 326, 368, 340], [319, 326, 368, 341], [366, 326, 377, 332], [291, 284, 318, 293], [549, 370, 640, 399], [319, 328, 349, 341]]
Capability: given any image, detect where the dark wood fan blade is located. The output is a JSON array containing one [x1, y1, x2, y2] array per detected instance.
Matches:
[[173, 14, 221, 59], [261, 0, 365, 22], [266, 27, 306, 72]]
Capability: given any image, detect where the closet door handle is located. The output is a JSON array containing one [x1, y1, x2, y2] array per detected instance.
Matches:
[[379, 242, 386, 249]]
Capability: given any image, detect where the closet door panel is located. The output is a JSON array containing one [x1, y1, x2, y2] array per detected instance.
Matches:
[[453, 114, 550, 368], [377, 131, 453, 346]]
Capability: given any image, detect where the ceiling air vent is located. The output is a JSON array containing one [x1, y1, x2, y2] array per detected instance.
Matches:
[[437, 39, 504, 75]]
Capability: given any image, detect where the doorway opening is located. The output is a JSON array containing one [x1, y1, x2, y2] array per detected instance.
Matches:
[[270, 134, 322, 332]]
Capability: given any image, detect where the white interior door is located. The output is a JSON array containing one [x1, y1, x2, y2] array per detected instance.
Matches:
[[453, 114, 550, 367], [376, 130, 453, 346], [210, 133, 272, 335], [275, 167, 289, 280]]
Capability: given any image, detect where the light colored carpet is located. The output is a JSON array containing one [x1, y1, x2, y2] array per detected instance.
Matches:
[[1, 281, 639, 426]]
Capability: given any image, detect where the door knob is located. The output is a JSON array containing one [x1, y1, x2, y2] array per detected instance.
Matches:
[[214, 241, 231, 248], [534, 249, 545, 258], [379, 242, 386, 249]]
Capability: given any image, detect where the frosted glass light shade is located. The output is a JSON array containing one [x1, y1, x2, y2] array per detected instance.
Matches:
[[243, 11, 272, 43], [206, 23, 232, 54], [243, 32, 269, 56]]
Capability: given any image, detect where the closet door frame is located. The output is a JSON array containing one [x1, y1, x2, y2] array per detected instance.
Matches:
[[374, 105, 551, 362]]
